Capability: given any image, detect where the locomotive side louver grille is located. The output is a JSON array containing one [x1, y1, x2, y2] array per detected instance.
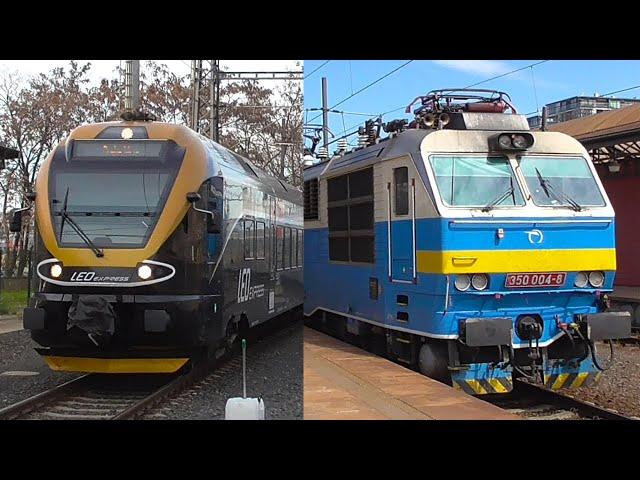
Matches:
[[304, 179, 319, 220]]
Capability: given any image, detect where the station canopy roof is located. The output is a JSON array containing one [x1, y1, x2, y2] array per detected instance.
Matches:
[[547, 103, 640, 164]]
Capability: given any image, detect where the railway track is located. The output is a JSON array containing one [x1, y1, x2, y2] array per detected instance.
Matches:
[[1, 308, 300, 420], [485, 379, 636, 420], [0, 359, 225, 420]]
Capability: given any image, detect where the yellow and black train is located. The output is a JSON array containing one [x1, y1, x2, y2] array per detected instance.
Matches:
[[17, 114, 303, 373]]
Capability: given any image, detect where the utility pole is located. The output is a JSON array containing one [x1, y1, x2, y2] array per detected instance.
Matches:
[[191, 60, 221, 141], [321, 77, 329, 152], [124, 60, 140, 111], [213, 60, 221, 142], [280, 118, 287, 179], [190, 60, 303, 142]]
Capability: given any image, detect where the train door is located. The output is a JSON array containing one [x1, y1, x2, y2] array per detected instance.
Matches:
[[206, 177, 224, 285], [388, 166, 416, 284]]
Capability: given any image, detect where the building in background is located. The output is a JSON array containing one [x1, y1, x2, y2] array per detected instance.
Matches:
[[527, 95, 640, 129]]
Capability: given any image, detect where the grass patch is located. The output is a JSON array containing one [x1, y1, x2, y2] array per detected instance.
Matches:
[[0, 289, 27, 315]]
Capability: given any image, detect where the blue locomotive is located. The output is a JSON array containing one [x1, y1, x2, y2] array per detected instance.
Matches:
[[303, 89, 631, 394]]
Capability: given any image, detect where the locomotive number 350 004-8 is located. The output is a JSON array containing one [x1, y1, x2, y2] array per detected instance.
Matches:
[[505, 272, 566, 288]]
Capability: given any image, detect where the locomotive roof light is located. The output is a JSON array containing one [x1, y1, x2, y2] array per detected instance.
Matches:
[[491, 132, 534, 151], [512, 134, 529, 149], [498, 134, 512, 149]]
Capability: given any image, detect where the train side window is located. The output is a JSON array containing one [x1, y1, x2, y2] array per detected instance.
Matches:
[[284, 227, 291, 269], [292, 228, 298, 268], [297, 229, 303, 267], [271, 225, 276, 271], [394, 167, 409, 215], [256, 221, 265, 259], [244, 219, 255, 260], [327, 168, 374, 263], [276, 226, 284, 270]]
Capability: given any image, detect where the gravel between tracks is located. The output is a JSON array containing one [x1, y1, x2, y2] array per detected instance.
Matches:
[[0, 330, 80, 409], [561, 341, 640, 418], [143, 318, 303, 420]]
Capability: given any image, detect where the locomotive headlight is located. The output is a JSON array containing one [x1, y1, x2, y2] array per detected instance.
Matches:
[[498, 134, 512, 149], [575, 271, 589, 288], [121, 127, 134, 140], [589, 271, 605, 288], [471, 274, 489, 291], [512, 134, 528, 149], [454, 274, 471, 291], [50, 263, 63, 278], [137, 264, 152, 280]]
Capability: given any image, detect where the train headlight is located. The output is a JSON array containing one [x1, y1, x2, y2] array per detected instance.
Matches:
[[121, 127, 134, 139], [50, 263, 62, 278], [575, 271, 589, 288], [454, 274, 471, 291], [491, 132, 534, 151], [498, 134, 512, 149], [471, 274, 489, 291], [512, 134, 528, 149], [589, 271, 605, 288], [137, 264, 152, 280]]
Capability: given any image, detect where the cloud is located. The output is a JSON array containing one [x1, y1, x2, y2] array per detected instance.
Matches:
[[433, 60, 512, 77]]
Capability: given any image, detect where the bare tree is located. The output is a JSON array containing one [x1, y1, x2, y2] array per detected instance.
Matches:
[[0, 60, 303, 276]]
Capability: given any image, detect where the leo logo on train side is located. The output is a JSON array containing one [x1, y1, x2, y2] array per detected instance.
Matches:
[[237, 268, 265, 304]]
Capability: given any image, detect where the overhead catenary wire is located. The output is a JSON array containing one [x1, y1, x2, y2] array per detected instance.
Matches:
[[306, 60, 415, 125], [304, 60, 330, 80], [323, 60, 553, 145], [306, 60, 552, 153], [602, 84, 640, 97]]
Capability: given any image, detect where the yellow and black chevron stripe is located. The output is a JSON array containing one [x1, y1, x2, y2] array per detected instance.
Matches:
[[453, 377, 513, 395], [543, 372, 601, 390]]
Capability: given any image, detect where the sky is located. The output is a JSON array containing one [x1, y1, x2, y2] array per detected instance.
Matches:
[[302, 60, 640, 150]]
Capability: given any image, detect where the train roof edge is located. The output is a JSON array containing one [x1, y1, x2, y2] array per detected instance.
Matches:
[[65, 120, 302, 205]]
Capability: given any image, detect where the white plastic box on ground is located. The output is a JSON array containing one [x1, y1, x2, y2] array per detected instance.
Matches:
[[225, 397, 265, 420]]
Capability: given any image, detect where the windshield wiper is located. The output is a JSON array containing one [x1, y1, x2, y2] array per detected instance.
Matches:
[[482, 177, 516, 212], [57, 187, 104, 258], [534, 168, 583, 212]]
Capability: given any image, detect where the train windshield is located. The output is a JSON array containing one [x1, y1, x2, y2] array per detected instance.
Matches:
[[429, 155, 525, 208], [519, 156, 606, 208], [49, 140, 185, 248]]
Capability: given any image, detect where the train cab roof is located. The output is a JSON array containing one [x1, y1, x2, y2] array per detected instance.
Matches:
[[65, 117, 301, 205], [303, 88, 583, 183]]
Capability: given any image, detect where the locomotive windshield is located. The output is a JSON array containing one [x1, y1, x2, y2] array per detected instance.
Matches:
[[519, 156, 606, 208], [49, 140, 185, 248], [429, 155, 525, 208]]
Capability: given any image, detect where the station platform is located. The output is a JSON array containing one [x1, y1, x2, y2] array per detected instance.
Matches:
[[304, 327, 519, 420], [0, 316, 22, 335]]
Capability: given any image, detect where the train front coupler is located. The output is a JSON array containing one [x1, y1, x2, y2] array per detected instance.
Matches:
[[543, 311, 631, 390], [450, 317, 516, 395]]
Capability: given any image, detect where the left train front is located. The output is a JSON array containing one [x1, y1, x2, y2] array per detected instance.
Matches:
[[21, 119, 219, 373]]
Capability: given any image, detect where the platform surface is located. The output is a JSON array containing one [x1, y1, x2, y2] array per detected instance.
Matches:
[[304, 327, 519, 420], [0, 316, 22, 335]]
